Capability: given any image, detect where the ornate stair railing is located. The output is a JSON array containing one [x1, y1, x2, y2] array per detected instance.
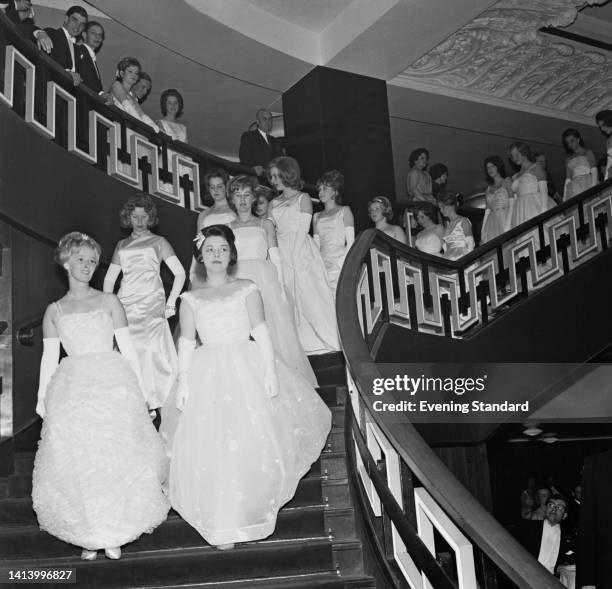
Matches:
[[0, 12, 258, 212], [336, 180, 612, 587]]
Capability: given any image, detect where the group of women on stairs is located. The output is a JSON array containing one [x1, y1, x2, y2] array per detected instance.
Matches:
[[31, 156, 360, 561]]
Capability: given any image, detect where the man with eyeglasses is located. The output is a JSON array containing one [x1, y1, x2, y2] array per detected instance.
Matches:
[[516, 495, 573, 575]]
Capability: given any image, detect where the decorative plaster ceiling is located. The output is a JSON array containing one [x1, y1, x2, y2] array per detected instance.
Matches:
[[391, 0, 612, 123]]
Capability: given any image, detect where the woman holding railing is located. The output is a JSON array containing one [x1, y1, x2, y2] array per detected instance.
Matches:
[[562, 128, 597, 200]]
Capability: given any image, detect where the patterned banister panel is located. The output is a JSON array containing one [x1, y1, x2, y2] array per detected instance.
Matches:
[[358, 184, 612, 341]]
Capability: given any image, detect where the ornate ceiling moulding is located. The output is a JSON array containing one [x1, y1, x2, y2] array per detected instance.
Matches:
[[391, 0, 611, 122]]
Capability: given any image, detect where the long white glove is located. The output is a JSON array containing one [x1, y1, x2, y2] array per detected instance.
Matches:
[[313, 234, 321, 249], [563, 178, 571, 201], [114, 327, 146, 402], [537, 181, 550, 213], [103, 263, 121, 293], [176, 337, 195, 410], [36, 338, 60, 418], [344, 226, 355, 252], [251, 322, 278, 398], [465, 235, 475, 253], [164, 255, 186, 318], [590, 167, 598, 188]]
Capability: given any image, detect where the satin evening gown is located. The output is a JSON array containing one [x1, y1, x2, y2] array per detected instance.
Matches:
[[169, 284, 331, 545], [32, 305, 169, 550], [415, 227, 443, 255], [116, 233, 177, 409], [233, 223, 317, 386], [511, 167, 555, 227], [313, 207, 348, 292], [442, 218, 472, 260], [270, 193, 340, 354]]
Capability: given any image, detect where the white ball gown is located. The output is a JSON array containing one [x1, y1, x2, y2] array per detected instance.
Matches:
[[270, 193, 339, 354], [233, 222, 318, 386], [313, 207, 349, 292], [481, 184, 512, 243], [116, 233, 177, 409], [511, 167, 555, 227], [32, 304, 169, 550], [169, 284, 331, 545]]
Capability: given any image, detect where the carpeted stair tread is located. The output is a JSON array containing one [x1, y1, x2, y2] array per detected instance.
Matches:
[[1, 538, 336, 588], [146, 571, 376, 588]]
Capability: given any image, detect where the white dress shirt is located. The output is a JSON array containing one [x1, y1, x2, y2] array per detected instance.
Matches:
[[537, 520, 561, 574]]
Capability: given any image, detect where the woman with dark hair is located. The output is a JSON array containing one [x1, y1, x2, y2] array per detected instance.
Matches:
[[562, 128, 597, 200], [313, 170, 355, 293], [103, 194, 185, 411], [110, 57, 159, 132], [169, 225, 330, 549], [157, 88, 187, 142], [368, 196, 407, 244], [33, 232, 169, 561], [414, 203, 443, 254], [509, 142, 555, 227], [595, 109, 612, 180], [267, 157, 339, 354], [481, 155, 514, 242], [406, 148, 435, 204], [439, 193, 474, 260], [228, 175, 317, 385]]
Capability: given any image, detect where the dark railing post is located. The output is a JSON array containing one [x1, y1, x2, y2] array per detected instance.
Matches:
[[138, 155, 151, 194]]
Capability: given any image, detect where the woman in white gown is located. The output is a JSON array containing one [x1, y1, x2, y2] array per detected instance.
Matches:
[[169, 225, 331, 548], [368, 196, 408, 244], [439, 193, 475, 260], [508, 142, 556, 228], [190, 168, 236, 288], [32, 232, 169, 561], [267, 157, 339, 354], [481, 155, 514, 243], [312, 170, 355, 294], [414, 202, 443, 255], [561, 128, 598, 200], [595, 110, 612, 181], [157, 89, 188, 142], [228, 175, 317, 385], [104, 195, 185, 411]]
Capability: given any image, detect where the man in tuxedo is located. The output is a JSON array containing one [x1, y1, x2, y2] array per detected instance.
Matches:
[[75, 21, 104, 94], [577, 449, 612, 589], [44, 5, 88, 86], [5, 0, 53, 52], [239, 108, 283, 178], [516, 495, 572, 575]]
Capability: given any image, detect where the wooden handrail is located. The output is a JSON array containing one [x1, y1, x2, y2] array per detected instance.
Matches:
[[337, 229, 565, 588]]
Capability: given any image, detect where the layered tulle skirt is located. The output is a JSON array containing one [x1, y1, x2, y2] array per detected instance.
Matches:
[[169, 340, 331, 545], [565, 173, 593, 200], [32, 352, 169, 550]]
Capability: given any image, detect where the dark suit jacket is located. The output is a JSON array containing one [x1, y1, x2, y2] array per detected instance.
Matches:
[[238, 129, 283, 172], [515, 519, 570, 569], [578, 450, 612, 588], [43, 27, 74, 70], [5, 4, 40, 40], [75, 45, 102, 93]]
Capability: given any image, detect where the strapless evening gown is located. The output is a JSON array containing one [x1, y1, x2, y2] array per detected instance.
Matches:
[[313, 207, 348, 292], [565, 154, 594, 200], [481, 184, 511, 242], [32, 305, 169, 550]]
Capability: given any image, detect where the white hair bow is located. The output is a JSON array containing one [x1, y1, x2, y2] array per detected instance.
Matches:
[[193, 232, 205, 251]]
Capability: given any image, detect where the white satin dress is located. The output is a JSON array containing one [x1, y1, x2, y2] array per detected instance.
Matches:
[[116, 234, 177, 409], [313, 207, 348, 292]]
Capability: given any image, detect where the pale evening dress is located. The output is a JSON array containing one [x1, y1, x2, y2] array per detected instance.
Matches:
[[565, 154, 593, 200], [313, 207, 349, 292], [481, 183, 512, 242], [511, 167, 555, 227], [270, 193, 340, 354], [32, 305, 169, 550], [233, 222, 317, 386], [415, 227, 443, 255], [116, 233, 177, 409], [169, 284, 331, 545], [157, 119, 192, 197], [442, 218, 473, 260]]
